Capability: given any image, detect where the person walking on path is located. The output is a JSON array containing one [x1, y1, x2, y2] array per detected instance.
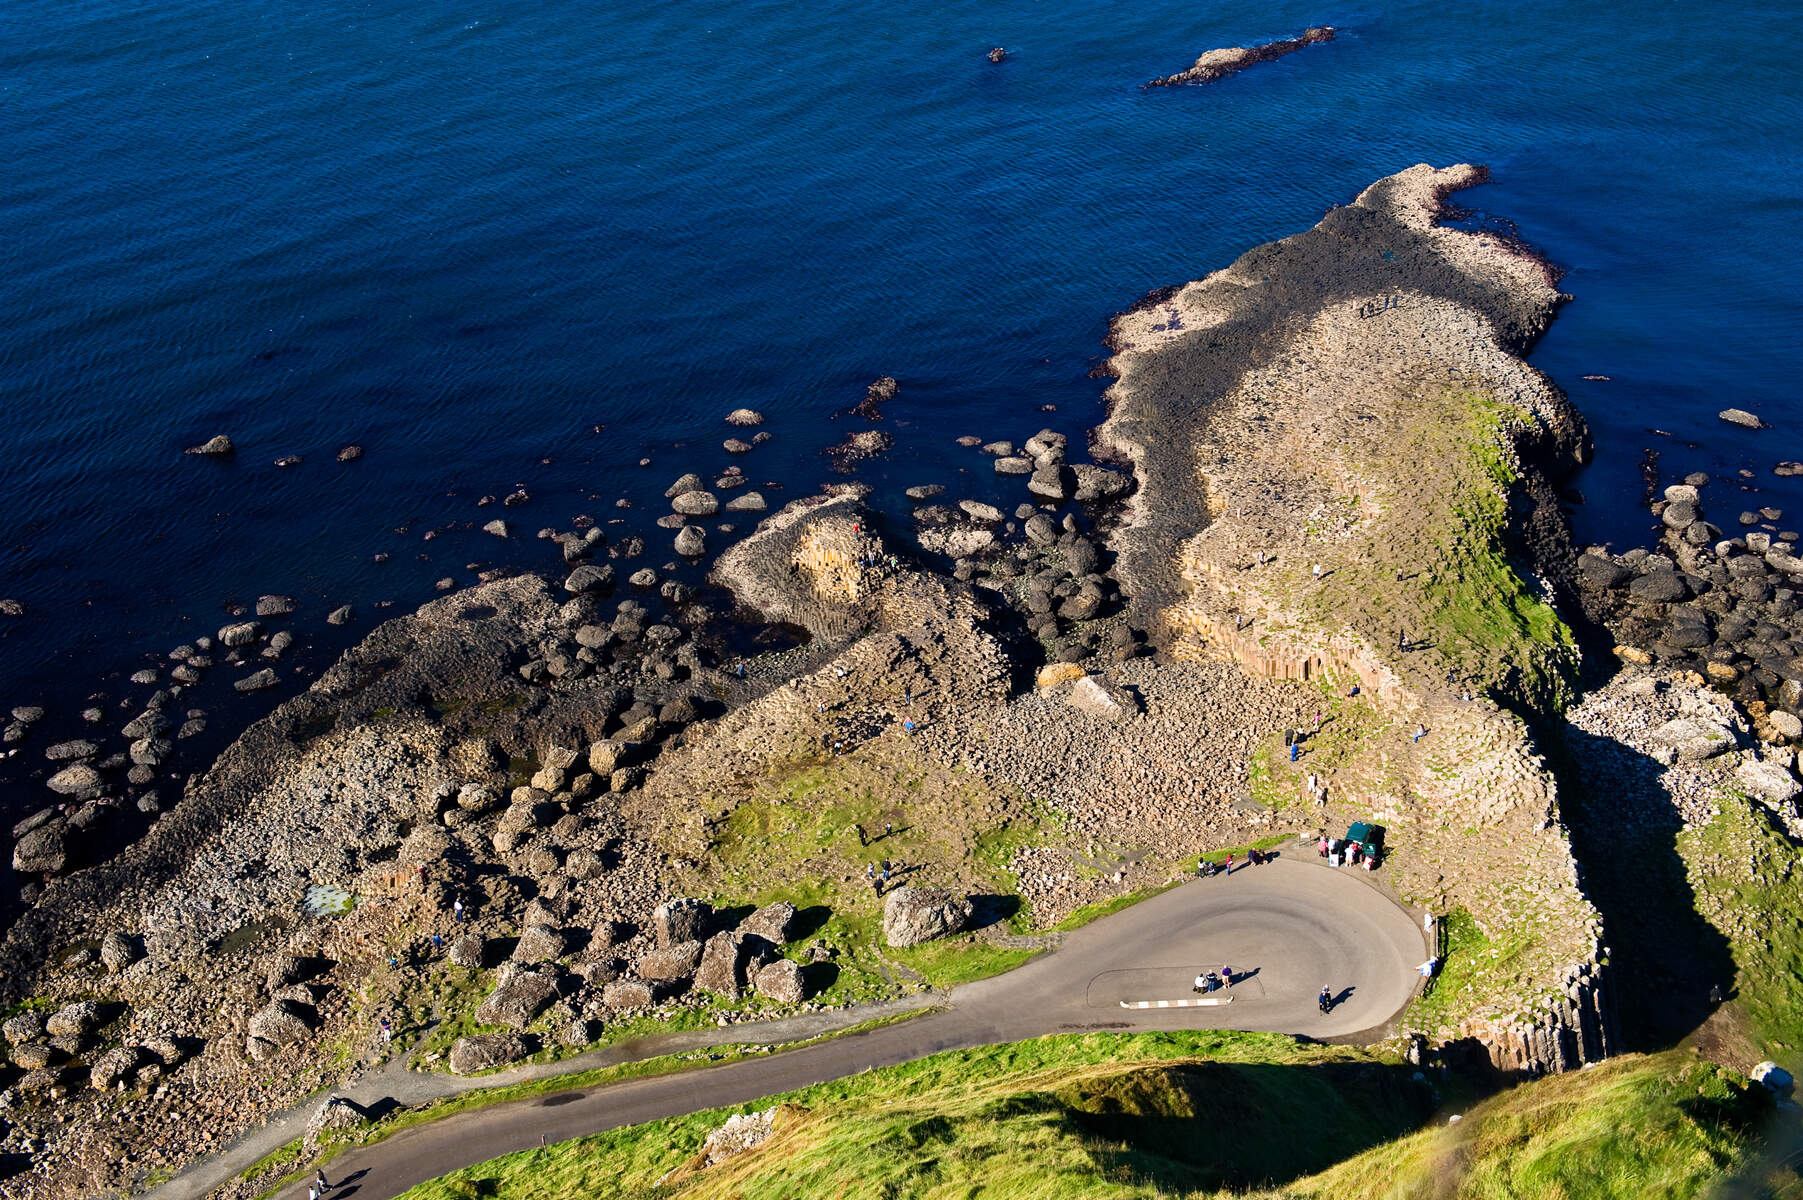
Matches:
[[1319, 986, 1333, 1014], [316, 1169, 330, 1194], [308, 1187, 319, 1200], [1224, 853, 1234, 875]]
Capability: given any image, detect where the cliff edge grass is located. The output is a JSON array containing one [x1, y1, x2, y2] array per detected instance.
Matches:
[[395, 1033, 1786, 1200]]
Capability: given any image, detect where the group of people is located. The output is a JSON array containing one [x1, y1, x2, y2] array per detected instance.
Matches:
[[1316, 835, 1378, 871], [1197, 848, 1274, 878], [1193, 965, 1237, 993]]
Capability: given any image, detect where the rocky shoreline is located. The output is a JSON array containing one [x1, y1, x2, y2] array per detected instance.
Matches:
[[1, 164, 1799, 1198]]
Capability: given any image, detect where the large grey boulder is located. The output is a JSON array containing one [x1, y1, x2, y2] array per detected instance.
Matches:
[[307, 1094, 374, 1139], [13, 822, 69, 874], [45, 1000, 105, 1037], [882, 887, 973, 948], [587, 739, 642, 777], [246, 999, 316, 1057], [754, 958, 808, 1004], [601, 979, 654, 1011], [739, 901, 800, 945], [512, 924, 568, 964], [1650, 718, 1736, 762], [3, 1011, 46, 1045], [448, 933, 488, 968], [652, 897, 712, 947], [694, 931, 752, 998], [564, 563, 616, 595], [100, 932, 144, 973], [449, 1033, 529, 1075], [1735, 759, 1801, 807], [475, 969, 558, 1029], [46, 764, 102, 796], [1068, 675, 1138, 722], [89, 1044, 148, 1090], [672, 491, 720, 517], [637, 939, 703, 983]]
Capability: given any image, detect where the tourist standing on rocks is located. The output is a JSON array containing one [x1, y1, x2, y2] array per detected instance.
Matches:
[[855, 823, 867, 847], [453, 897, 465, 921], [1412, 723, 1427, 744]]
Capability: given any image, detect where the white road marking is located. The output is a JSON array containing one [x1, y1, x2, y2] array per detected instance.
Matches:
[[1119, 996, 1234, 1008]]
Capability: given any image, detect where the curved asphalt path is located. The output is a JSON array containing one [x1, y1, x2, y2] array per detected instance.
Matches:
[[227, 856, 1425, 1200]]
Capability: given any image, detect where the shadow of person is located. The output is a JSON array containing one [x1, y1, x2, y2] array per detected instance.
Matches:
[[1331, 985, 1356, 1009], [1228, 966, 1262, 984]]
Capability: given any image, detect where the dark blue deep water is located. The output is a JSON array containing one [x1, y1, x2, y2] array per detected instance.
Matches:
[[2, 0, 1801, 789]]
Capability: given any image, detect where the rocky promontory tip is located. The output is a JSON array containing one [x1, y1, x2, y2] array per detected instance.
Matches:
[[1147, 25, 1336, 87]]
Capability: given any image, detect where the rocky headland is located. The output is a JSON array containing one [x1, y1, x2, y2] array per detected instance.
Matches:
[[1099, 163, 1608, 1070], [4, 163, 1801, 1198], [1147, 26, 1336, 88]]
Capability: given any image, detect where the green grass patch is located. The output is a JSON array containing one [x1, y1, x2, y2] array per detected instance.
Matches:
[[393, 1031, 1433, 1200], [1051, 879, 1187, 932], [886, 937, 1038, 986], [1405, 907, 1532, 1039], [1681, 793, 1803, 1050], [392, 1039, 1784, 1200], [236, 1137, 304, 1182], [1275, 1051, 1779, 1200]]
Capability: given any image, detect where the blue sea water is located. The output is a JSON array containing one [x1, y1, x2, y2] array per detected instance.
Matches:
[[2, 0, 1801, 773]]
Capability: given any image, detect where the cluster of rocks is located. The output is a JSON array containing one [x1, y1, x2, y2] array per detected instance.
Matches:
[[445, 897, 820, 1075], [1575, 476, 1802, 744], [1565, 672, 1799, 836], [909, 428, 1135, 656], [0, 990, 190, 1105], [5, 595, 326, 889]]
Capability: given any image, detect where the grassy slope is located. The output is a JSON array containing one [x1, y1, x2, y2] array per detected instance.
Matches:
[[1272, 1051, 1776, 1200], [1682, 793, 1803, 1054], [397, 1036, 1781, 1200], [1300, 389, 1577, 713]]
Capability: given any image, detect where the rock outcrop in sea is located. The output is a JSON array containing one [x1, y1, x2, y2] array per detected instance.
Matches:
[[1147, 26, 1336, 87]]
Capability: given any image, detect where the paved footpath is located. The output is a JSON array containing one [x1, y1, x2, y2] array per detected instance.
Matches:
[[165, 854, 1427, 1200]]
